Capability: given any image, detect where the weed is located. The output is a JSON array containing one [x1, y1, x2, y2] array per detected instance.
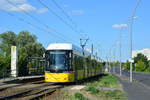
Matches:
[[105, 90, 127, 100], [85, 86, 99, 94], [87, 74, 121, 88], [74, 92, 89, 100]]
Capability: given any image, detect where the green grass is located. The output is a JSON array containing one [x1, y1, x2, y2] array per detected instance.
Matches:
[[85, 86, 99, 94], [86, 74, 121, 88], [63, 91, 89, 100], [97, 90, 127, 100], [62, 74, 127, 100], [133, 70, 150, 74], [63, 90, 127, 100], [74, 92, 89, 100]]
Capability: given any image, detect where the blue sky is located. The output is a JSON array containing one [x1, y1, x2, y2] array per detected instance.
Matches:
[[0, 0, 149, 61]]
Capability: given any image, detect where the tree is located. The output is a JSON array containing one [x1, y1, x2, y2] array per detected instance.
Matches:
[[17, 31, 37, 47], [133, 53, 148, 71], [146, 61, 150, 72], [17, 31, 45, 76], [0, 31, 17, 70], [136, 60, 146, 72], [0, 31, 45, 76], [123, 60, 130, 71]]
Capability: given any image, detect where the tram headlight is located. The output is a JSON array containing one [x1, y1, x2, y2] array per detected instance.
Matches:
[[45, 76, 49, 79]]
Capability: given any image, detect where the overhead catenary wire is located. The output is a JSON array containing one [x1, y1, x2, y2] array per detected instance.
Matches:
[[51, 0, 77, 28], [5, 0, 78, 44], [4, 11, 66, 42], [37, 0, 82, 36], [39, 0, 93, 48], [51, 0, 89, 37]]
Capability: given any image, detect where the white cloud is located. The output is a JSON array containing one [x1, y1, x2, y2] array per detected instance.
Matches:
[[71, 10, 85, 15], [0, 0, 48, 13], [8, 4, 36, 12], [112, 24, 128, 29], [8, 0, 27, 4]]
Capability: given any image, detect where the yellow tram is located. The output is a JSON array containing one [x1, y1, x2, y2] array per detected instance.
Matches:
[[45, 43, 103, 82]]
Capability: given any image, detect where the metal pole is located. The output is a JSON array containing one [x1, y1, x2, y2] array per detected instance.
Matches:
[[91, 44, 94, 55], [119, 28, 122, 76], [113, 47, 116, 74], [109, 49, 112, 73], [129, 17, 133, 82], [80, 38, 89, 78], [129, 0, 142, 82]]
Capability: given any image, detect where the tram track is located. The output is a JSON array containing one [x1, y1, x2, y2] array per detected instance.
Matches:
[[17, 86, 60, 100], [0, 82, 62, 100], [0, 79, 45, 92]]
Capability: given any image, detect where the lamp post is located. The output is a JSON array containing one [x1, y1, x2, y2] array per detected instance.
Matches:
[[113, 45, 116, 74], [117, 27, 125, 76], [119, 28, 123, 76], [129, 0, 142, 82]]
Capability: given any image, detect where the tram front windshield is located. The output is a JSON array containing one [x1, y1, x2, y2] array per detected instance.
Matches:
[[45, 50, 72, 72]]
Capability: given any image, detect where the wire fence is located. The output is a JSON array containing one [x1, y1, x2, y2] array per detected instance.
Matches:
[[27, 57, 46, 76]]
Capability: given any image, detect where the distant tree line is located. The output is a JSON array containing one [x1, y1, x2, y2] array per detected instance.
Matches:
[[123, 53, 150, 73], [0, 31, 45, 76]]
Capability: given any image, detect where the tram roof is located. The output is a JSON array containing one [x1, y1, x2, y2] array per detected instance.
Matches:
[[46, 43, 91, 55], [46, 43, 83, 51]]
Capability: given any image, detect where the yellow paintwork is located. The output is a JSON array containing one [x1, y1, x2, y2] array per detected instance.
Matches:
[[45, 72, 75, 82]]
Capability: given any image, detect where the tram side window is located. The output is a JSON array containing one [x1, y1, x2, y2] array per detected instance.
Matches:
[[74, 55, 84, 70], [86, 57, 91, 70]]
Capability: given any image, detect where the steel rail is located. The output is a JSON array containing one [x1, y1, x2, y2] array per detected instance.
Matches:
[[0, 83, 55, 100]]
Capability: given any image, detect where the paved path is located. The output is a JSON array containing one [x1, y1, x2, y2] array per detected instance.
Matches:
[[116, 74, 150, 100], [113, 67, 150, 87]]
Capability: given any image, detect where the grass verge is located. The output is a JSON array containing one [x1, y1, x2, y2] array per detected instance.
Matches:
[[86, 74, 122, 88], [85, 86, 99, 94]]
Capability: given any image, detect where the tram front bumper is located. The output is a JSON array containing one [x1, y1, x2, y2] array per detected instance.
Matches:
[[45, 72, 74, 82]]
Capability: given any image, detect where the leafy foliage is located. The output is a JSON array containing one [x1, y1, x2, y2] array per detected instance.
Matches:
[[0, 31, 45, 76], [136, 60, 146, 71], [0, 31, 17, 69], [124, 53, 150, 72], [123, 60, 130, 71]]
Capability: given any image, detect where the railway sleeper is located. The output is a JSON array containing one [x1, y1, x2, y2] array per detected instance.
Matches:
[[0, 89, 32, 100], [24, 87, 61, 100], [27, 89, 56, 100]]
